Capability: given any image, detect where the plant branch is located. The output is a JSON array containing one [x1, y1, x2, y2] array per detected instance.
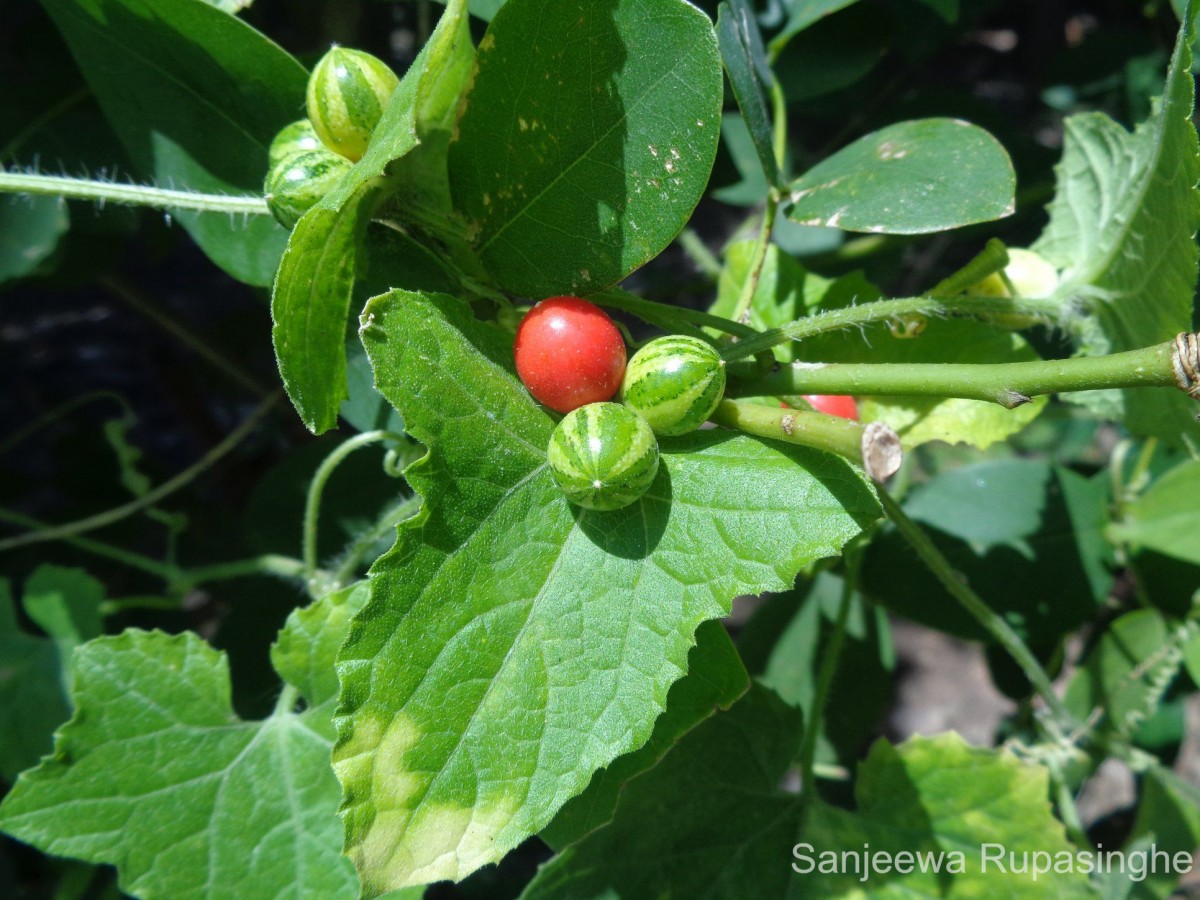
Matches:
[[0, 393, 281, 553], [877, 488, 1075, 727], [332, 494, 422, 587], [720, 293, 1061, 362], [710, 399, 902, 480], [0, 169, 270, 216], [303, 430, 406, 596], [727, 338, 1193, 408]]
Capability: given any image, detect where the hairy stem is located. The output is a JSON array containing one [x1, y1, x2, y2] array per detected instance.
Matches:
[[877, 488, 1074, 726], [728, 339, 1188, 408], [303, 430, 406, 596], [332, 494, 422, 587], [0, 394, 281, 553], [0, 169, 270, 215], [720, 293, 1059, 362]]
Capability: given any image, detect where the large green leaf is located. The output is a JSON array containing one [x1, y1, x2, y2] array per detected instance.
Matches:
[[540, 619, 749, 849], [335, 289, 879, 894], [1110, 459, 1200, 566], [521, 685, 1091, 899], [0, 567, 105, 782], [0, 586, 369, 900], [39, 0, 306, 286], [448, 0, 723, 297], [787, 118, 1015, 234], [271, 0, 473, 433], [1032, 10, 1200, 446]]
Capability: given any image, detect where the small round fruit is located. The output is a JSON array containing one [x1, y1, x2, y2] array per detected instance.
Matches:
[[264, 148, 352, 229], [621, 335, 725, 436], [306, 47, 400, 161], [547, 403, 660, 511], [514, 296, 626, 413], [804, 394, 859, 420], [268, 119, 323, 168]]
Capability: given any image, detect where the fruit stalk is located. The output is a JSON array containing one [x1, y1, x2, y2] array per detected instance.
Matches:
[[709, 399, 901, 480]]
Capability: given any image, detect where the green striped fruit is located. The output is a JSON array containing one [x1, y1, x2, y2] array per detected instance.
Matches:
[[268, 119, 323, 168], [547, 403, 660, 511], [263, 148, 352, 229], [621, 336, 725, 436], [306, 47, 399, 162]]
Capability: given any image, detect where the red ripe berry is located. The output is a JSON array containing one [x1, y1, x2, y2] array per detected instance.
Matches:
[[804, 394, 860, 420], [514, 296, 627, 413]]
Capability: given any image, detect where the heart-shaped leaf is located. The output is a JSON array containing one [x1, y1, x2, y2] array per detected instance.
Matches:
[[334, 290, 879, 893]]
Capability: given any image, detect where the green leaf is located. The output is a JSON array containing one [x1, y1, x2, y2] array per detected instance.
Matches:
[[772, 3, 888, 103], [717, 0, 780, 189], [1032, 11, 1200, 447], [39, 0, 306, 286], [449, 0, 723, 297], [271, 583, 369, 710], [770, 0, 863, 56], [540, 619, 749, 850], [1110, 459, 1200, 566], [271, 0, 473, 433], [0, 194, 68, 283], [0, 568, 104, 782], [1064, 609, 1192, 740], [787, 118, 1016, 234], [522, 685, 1091, 899], [336, 289, 879, 894], [0, 586, 369, 900]]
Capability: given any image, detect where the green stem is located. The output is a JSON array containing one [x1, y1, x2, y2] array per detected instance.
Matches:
[[303, 430, 406, 595], [0, 508, 178, 579], [710, 399, 865, 463], [0, 169, 270, 216], [720, 293, 1059, 362], [877, 488, 1075, 726], [591, 288, 760, 340], [729, 199, 778, 324], [177, 554, 307, 590], [332, 494, 421, 587], [273, 683, 301, 717], [0, 507, 304, 591], [770, 79, 788, 177], [0, 393, 281, 553], [728, 339, 1187, 408], [101, 277, 271, 398]]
